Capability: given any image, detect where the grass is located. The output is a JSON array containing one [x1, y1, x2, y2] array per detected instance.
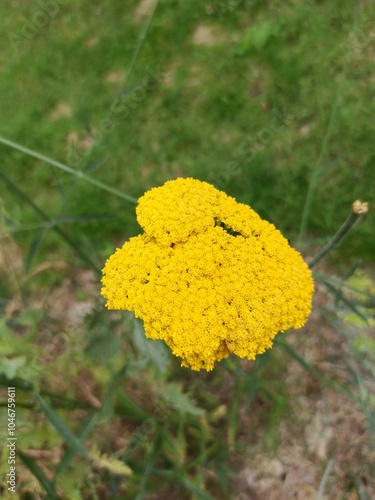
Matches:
[[0, 0, 375, 498], [0, 0, 374, 264]]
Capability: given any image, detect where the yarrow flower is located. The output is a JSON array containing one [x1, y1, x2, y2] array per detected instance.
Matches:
[[101, 178, 314, 371]]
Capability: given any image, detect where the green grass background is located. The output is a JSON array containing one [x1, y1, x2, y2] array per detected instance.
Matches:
[[0, 0, 374, 266], [0, 1, 375, 498]]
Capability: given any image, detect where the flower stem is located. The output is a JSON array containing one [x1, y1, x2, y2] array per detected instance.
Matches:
[[309, 201, 369, 269], [0, 136, 137, 203]]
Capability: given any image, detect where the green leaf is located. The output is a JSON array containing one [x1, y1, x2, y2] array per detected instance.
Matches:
[[90, 445, 132, 476], [19, 451, 58, 498], [117, 393, 150, 421], [180, 476, 215, 500], [55, 413, 100, 478], [85, 332, 122, 363], [135, 437, 162, 498], [160, 383, 204, 416], [55, 364, 129, 477], [132, 319, 170, 373], [36, 395, 88, 458], [0, 355, 27, 379]]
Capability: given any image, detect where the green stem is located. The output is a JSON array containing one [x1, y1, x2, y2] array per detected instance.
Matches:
[[0, 169, 101, 273], [0, 136, 137, 203], [0, 375, 96, 410], [309, 202, 368, 269], [0, 374, 34, 391]]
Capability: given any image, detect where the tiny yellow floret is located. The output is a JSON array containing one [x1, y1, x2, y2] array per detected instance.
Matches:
[[101, 178, 314, 371]]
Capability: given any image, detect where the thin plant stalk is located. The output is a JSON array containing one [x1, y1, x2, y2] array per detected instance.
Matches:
[[309, 201, 369, 269], [0, 136, 137, 203], [317, 458, 335, 500]]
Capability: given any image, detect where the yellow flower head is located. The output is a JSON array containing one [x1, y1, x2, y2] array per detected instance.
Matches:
[[101, 178, 314, 371]]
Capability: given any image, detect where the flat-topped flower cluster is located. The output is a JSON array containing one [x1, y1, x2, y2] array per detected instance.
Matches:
[[101, 178, 314, 371]]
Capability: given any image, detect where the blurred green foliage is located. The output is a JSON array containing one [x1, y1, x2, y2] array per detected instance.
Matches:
[[0, 0, 374, 264], [0, 0, 374, 498]]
